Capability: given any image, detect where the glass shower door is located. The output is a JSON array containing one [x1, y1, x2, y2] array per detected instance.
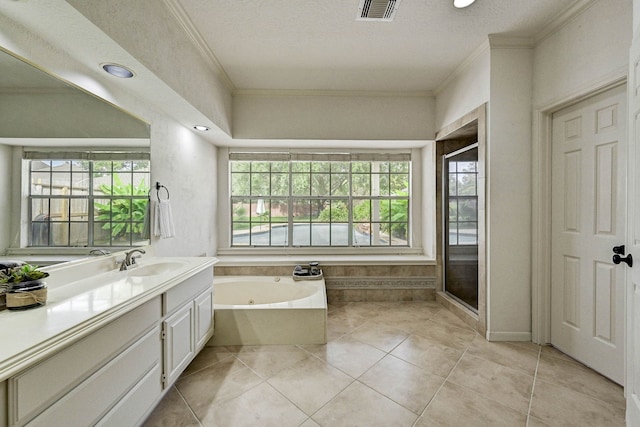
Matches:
[[443, 144, 479, 311]]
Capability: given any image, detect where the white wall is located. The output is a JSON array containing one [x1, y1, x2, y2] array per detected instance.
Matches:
[[233, 93, 435, 140], [486, 46, 534, 340], [533, 0, 632, 108], [435, 42, 490, 131], [150, 116, 217, 257], [0, 6, 219, 257], [66, 0, 233, 136]]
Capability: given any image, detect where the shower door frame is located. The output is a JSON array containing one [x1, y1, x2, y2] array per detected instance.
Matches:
[[442, 143, 479, 313]]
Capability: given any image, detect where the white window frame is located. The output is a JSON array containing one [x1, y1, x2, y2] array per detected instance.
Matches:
[[217, 146, 435, 259], [10, 147, 151, 254]]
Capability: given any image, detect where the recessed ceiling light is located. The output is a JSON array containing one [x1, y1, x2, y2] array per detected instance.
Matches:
[[101, 63, 135, 78], [453, 0, 476, 8], [193, 125, 210, 131]]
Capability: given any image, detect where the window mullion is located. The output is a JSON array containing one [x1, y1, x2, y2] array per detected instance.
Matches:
[[88, 161, 94, 246]]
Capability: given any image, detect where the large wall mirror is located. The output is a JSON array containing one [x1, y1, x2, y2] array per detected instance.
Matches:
[[0, 48, 150, 140], [0, 48, 151, 255]]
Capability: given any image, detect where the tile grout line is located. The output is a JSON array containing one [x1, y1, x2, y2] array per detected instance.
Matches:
[[411, 335, 476, 426], [173, 385, 205, 427], [525, 344, 543, 426]]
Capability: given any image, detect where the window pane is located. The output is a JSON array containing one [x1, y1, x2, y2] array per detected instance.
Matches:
[[352, 174, 370, 196], [232, 199, 250, 221], [331, 174, 349, 196], [352, 162, 370, 173], [69, 222, 88, 246], [70, 199, 89, 222], [458, 199, 477, 221], [95, 173, 113, 195], [271, 161, 288, 173], [252, 162, 269, 172], [311, 162, 330, 173], [353, 224, 372, 246], [49, 222, 69, 246], [71, 172, 90, 196], [270, 200, 288, 223], [353, 199, 371, 221], [32, 199, 49, 221], [231, 161, 250, 172], [293, 199, 312, 221], [457, 174, 476, 196], [331, 162, 349, 173], [458, 222, 477, 244], [231, 173, 250, 196], [449, 200, 458, 222], [292, 174, 310, 196], [271, 174, 289, 196], [251, 173, 270, 196], [292, 161, 310, 173], [251, 199, 269, 222], [390, 174, 408, 194], [391, 162, 409, 173], [311, 174, 330, 196]]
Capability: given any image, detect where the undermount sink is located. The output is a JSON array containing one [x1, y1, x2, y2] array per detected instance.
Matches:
[[126, 262, 186, 277]]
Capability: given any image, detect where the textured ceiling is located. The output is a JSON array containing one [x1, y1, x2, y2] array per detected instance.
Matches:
[[175, 0, 578, 92]]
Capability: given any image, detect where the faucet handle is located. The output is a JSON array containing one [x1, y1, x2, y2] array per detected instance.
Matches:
[[130, 254, 142, 265]]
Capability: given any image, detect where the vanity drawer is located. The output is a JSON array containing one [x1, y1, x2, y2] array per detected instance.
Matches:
[[9, 296, 161, 425], [25, 325, 161, 427], [95, 362, 162, 427], [163, 268, 213, 315]]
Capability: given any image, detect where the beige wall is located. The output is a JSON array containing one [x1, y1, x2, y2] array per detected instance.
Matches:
[[233, 92, 436, 140], [533, 0, 632, 108]]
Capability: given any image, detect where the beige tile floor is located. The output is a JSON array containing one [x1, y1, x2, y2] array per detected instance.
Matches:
[[143, 301, 626, 427]]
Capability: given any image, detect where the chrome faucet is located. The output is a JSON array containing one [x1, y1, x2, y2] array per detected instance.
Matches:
[[89, 248, 111, 256], [119, 249, 146, 271]]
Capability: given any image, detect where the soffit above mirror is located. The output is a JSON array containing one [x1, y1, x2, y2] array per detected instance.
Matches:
[[0, 49, 150, 141]]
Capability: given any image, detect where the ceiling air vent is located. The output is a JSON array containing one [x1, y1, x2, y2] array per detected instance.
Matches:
[[357, 0, 401, 21]]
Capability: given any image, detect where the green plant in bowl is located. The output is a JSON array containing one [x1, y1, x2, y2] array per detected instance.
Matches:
[[0, 264, 49, 286]]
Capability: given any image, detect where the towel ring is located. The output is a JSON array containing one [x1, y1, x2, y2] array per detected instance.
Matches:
[[155, 182, 170, 202]]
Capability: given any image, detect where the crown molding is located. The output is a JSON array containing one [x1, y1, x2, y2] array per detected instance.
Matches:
[[233, 88, 434, 98], [162, 0, 236, 92], [534, 0, 597, 44], [434, 40, 489, 96]]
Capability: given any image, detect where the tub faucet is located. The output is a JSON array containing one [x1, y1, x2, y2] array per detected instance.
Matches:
[[119, 249, 146, 271]]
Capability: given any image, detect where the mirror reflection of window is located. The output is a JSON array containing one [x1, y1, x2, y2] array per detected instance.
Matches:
[[28, 154, 150, 247]]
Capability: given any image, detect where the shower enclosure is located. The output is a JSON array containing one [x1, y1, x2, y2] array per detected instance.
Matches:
[[443, 144, 479, 311]]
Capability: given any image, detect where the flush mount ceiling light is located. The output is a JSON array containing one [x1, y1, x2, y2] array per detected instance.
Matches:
[[454, 0, 476, 8], [101, 63, 135, 78], [193, 125, 210, 131]]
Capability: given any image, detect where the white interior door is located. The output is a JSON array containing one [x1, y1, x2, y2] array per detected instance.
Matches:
[[626, 22, 640, 424], [551, 83, 626, 385]]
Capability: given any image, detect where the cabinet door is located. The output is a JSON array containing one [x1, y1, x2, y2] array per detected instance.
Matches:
[[195, 290, 213, 351], [163, 303, 194, 386]]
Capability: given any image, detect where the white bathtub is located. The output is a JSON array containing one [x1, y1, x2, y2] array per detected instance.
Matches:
[[210, 276, 327, 345]]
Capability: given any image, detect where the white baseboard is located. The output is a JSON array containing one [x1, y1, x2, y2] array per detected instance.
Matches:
[[486, 331, 532, 342]]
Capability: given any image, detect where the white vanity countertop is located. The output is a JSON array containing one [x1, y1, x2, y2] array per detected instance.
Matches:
[[0, 256, 217, 381]]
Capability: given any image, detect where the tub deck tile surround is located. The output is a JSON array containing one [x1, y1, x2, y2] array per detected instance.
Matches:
[[143, 301, 625, 427], [215, 264, 436, 303]]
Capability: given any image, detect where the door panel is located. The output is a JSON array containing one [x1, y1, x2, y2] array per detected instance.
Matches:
[[626, 22, 640, 424], [551, 84, 626, 384]]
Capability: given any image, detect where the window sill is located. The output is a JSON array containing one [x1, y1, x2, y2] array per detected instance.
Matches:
[[215, 254, 436, 267]]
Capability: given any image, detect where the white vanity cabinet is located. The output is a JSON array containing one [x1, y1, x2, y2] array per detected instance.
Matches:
[[162, 269, 214, 386], [2, 264, 215, 427]]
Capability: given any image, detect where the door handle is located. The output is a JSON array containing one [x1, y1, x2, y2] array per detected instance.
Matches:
[[613, 245, 626, 255], [613, 253, 633, 267]]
